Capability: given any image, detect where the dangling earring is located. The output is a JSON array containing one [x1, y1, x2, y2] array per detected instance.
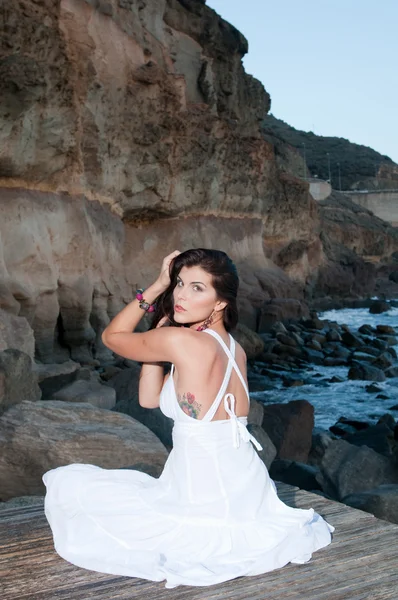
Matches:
[[196, 310, 215, 331]]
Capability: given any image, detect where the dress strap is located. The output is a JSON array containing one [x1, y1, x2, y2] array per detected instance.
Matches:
[[201, 335, 235, 422], [203, 329, 250, 403]]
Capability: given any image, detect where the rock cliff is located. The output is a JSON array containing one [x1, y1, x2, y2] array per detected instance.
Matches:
[[0, 0, 397, 362]]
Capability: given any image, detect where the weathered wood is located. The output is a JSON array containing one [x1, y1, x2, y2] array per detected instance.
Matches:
[[1, 482, 397, 599]]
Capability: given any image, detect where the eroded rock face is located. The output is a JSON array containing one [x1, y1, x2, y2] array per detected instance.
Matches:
[[0, 400, 168, 500], [0, 349, 41, 414], [0, 309, 35, 358], [0, 0, 396, 366], [0, 0, 325, 361]]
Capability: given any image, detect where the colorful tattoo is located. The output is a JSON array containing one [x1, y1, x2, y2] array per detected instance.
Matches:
[[177, 391, 201, 419]]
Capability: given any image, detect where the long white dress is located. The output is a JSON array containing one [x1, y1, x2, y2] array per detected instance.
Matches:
[[43, 329, 335, 588]]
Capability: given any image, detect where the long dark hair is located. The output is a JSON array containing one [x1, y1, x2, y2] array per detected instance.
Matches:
[[150, 248, 239, 332]]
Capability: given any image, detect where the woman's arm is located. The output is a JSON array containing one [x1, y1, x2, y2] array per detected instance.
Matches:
[[101, 251, 188, 364], [138, 316, 170, 409], [138, 362, 166, 409]]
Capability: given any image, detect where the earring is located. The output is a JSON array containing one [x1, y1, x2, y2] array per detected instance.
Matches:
[[196, 310, 215, 331]]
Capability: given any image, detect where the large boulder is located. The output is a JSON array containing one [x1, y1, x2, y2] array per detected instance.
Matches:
[[34, 360, 81, 398], [0, 400, 168, 500], [233, 324, 264, 360], [343, 423, 395, 457], [369, 300, 390, 314], [314, 438, 398, 500], [348, 362, 386, 382], [269, 459, 322, 493], [343, 484, 398, 524], [51, 379, 116, 409], [108, 364, 142, 402], [258, 300, 309, 333], [261, 400, 314, 462], [0, 349, 41, 415], [0, 309, 35, 358]]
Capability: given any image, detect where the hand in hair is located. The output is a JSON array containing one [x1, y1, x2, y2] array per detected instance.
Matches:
[[156, 250, 181, 290]]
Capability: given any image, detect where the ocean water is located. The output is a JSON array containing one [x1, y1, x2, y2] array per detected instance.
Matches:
[[251, 305, 398, 430]]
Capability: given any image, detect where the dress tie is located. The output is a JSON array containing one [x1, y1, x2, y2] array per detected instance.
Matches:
[[223, 394, 263, 451]]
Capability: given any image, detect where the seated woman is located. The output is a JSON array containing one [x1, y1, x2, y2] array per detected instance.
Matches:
[[43, 248, 334, 589]]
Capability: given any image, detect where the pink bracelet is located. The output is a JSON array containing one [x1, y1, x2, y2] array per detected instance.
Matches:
[[136, 289, 156, 313]]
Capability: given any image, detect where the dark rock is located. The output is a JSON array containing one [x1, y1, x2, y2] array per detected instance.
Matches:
[[323, 357, 347, 366], [329, 376, 344, 383], [326, 329, 342, 342], [351, 352, 375, 363], [372, 352, 394, 369], [389, 404, 398, 410], [344, 423, 394, 457], [358, 324, 375, 335], [258, 300, 309, 333], [311, 333, 327, 346], [261, 400, 314, 462], [385, 366, 398, 378], [376, 335, 398, 346], [377, 414, 396, 430], [348, 362, 386, 382], [0, 349, 41, 415], [343, 484, 398, 524], [337, 417, 370, 431], [371, 338, 389, 352], [356, 345, 379, 357], [275, 333, 297, 347], [376, 324, 396, 335], [273, 343, 303, 358], [301, 316, 324, 330], [331, 345, 351, 360], [248, 399, 264, 426], [269, 459, 322, 492], [376, 394, 390, 400], [341, 330, 363, 348], [99, 365, 123, 381], [314, 438, 398, 500], [389, 271, 398, 283], [108, 363, 142, 401], [113, 394, 174, 450], [369, 300, 390, 314], [307, 339, 323, 352], [329, 423, 358, 437], [365, 384, 383, 394], [303, 348, 325, 365]]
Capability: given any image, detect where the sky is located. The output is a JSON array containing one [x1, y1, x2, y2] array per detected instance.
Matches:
[[206, 0, 398, 163]]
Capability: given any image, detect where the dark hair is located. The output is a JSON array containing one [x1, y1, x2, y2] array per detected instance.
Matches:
[[150, 248, 239, 332]]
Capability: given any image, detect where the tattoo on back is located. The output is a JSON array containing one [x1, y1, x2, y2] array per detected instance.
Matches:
[[177, 391, 201, 419]]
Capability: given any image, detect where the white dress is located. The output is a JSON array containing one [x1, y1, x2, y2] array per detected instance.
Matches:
[[43, 329, 335, 589]]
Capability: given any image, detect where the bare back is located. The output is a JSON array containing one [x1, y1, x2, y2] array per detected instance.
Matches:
[[170, 329, 249, 421]]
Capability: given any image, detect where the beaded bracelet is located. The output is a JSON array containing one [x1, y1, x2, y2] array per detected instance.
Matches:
[[136, 288, 156, 313]]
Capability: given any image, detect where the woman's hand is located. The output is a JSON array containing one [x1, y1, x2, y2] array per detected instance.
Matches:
[[155, 250, 181, 291]]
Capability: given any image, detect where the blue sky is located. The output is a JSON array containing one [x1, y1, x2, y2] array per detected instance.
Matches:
[[206, 0, 398, 163]]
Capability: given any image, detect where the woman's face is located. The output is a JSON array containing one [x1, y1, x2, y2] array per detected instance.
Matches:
[[172, 266, 226, 327]]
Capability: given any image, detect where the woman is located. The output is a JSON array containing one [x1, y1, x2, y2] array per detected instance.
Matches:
[[43, 248, 334, 589]]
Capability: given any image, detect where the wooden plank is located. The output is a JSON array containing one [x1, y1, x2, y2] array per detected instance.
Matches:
[[1, 483, 397, 600]]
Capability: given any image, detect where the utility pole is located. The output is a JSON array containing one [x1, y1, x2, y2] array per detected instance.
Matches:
[[326, 152, 331, 186], [302, 142, 307, 179], [337, 162, 342, 190]]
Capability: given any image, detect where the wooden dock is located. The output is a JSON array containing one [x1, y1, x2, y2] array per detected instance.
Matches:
[[1, 482, 397, 599]]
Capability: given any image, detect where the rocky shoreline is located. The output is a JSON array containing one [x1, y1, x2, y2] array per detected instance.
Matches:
[[1, 298, 397, 525]]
